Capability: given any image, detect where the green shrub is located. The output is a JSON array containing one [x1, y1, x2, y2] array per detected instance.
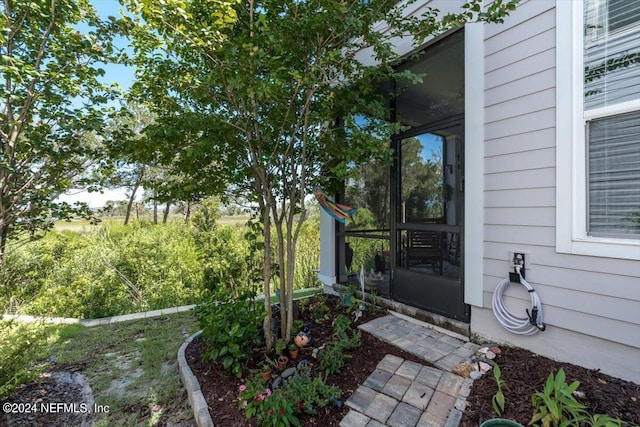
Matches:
[[1, 222, 208, 318], [0, 321, 50, 399], [194, 224, 261, 297], [197, 290, 265, 377]]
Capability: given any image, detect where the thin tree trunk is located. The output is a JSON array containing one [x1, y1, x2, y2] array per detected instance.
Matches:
[[261, 197, 274, 352], [162, 201, 171, 223], [124, 168, 145, 225], [184, 201, 192, 222], [153, 199, 158, 224], [0, 222, 9, 271]]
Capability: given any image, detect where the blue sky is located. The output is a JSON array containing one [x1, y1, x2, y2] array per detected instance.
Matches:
[[59, 0, 137, 208], [91, 0, 136, 92]]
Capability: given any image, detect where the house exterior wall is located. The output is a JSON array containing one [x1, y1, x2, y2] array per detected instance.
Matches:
[[319, 0, 640, 383], [470, 0, 640, 383]]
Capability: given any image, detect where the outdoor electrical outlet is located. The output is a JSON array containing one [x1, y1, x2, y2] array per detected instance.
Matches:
[[513, 252, 526, 279]]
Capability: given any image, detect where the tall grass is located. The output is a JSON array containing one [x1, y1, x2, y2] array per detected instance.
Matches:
[[0, 216, 321, 318]]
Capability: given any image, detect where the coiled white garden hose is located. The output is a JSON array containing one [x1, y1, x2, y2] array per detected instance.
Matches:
[[492, 267, 546, 335]]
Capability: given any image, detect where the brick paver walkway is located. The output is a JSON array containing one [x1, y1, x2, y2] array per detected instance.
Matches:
[[341, 314, 479, 427]]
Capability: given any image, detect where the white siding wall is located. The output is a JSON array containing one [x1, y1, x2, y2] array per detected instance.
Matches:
[[472, 0, 640, 382]]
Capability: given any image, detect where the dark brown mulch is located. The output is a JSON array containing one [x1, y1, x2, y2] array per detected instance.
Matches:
[[461, 346, 640, 426], [187, 295, 640, 426], [185, 296, 432, 426]]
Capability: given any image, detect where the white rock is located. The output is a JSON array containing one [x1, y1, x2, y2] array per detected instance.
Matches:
[[470, 370, 483, 380], [486, 350, 496, 360], [478, 361, 492, 374], [477, 347, 489, 354]]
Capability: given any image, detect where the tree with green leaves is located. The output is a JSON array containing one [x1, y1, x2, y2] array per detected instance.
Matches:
[[0, 0, 119, 267], [124, 0, 517, 350]]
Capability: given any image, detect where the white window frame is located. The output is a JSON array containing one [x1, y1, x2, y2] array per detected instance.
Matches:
[[556, 0, 640, 260]]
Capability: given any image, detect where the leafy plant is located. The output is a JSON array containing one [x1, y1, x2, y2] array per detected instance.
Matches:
[[275, 338, 287, 356], [491, 363, 508, 417], [333, 315, 353, 339], [529, 369, 586, 426], [238, 372, 299, 427], [283, 367, 341, 415], [319, 315, 362, 376], [237, 375, 272, 419], [257, 390, 300, 427], [197, 290, 265, 377], [0, 321, 51, 399], [292, 319, 305, 336], [238, 367, 340, 426], [333, 316, 361, 351], [527, 369, 622, 427], [318, 341, 350, 377], [588, 414, 623, 427]]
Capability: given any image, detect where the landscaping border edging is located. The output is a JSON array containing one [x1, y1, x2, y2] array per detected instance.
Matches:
[[2, 304, 197, 326], [177, 329, 214, 427]]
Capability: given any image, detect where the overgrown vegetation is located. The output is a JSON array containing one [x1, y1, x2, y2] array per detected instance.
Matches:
[[0, 321, 52, 400], [0, 214, 320, 318]]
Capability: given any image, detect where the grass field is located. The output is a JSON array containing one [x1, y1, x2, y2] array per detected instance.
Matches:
[[53, 214, 251, 233]]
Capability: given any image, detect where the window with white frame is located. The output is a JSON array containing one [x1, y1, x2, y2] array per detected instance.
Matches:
[[556, 0, 640, 259], [584, 0, 640, 238]]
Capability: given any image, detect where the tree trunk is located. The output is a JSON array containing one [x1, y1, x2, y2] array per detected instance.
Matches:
[[261, 199, 274, 352], [275, 222, 288, 341], [184, 201, 192, 222], [124, 167, 145, 225], [0, 222, 9, 271], [153, 199, 158, 223], [162, 201, 171, 223]]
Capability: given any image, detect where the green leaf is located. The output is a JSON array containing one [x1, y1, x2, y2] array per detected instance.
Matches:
[[222, 356, 233, 369], [493, 363, 501, 380], [232, 364, 242, 378], [567, 380, 580, 394], [555, 369, 566, 389]]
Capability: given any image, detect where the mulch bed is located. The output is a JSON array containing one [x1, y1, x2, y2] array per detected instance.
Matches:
[[187, 294, 640, 427], [185, 295, 431, 426], [460, 346, 640, 426]]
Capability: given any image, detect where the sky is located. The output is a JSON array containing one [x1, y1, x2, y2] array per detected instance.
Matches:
[[58, 0, 137, 209]]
